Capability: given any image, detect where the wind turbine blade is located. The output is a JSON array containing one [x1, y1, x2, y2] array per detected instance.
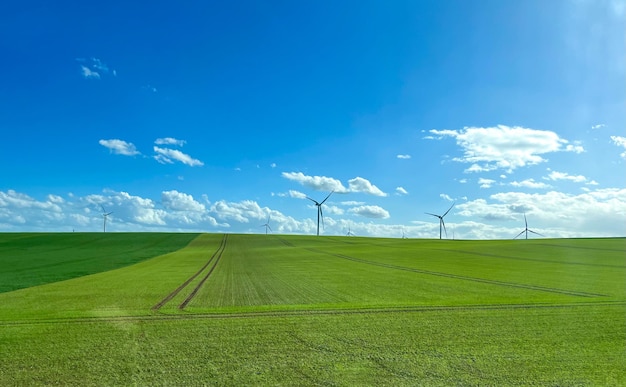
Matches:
[[441, 219, 447, 238], [524, 213, 528, 228], [306, 197, 319, 205], [442, 203, 455, 218], [320, 207, 324, 229], [268, 225, 272, 231], [100, 205, 106, 213], [425, 212, 440, 218], [528, 229, 543, 237], [320, 191, 334, 205], [514, 230, 525, 239]]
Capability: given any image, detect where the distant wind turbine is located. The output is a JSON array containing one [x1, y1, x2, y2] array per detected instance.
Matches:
[[402, 228, 407, 239], [261, 215, 272, 235], [346, 226, 355, 236], [306, 191, 333, 236], [425, 203, 454, 239], [514, 213, 544, 240], [100, 205, 113, 233]]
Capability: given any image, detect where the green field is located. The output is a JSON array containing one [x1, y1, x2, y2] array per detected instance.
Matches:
[[1, 233, 624, 385]]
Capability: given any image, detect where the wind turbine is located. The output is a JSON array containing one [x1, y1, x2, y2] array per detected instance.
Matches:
[[425, 203, 454, 239], [261, 215, 272, 235], [346, 226, 355, 236], [514, 213, 543, 240], [100, 205, 113, 233], [306, 191, 333, 236], [402, 228, 407, 239]]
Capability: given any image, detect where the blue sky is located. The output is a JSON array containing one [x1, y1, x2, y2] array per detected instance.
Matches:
[[1, 0, 625, 238]]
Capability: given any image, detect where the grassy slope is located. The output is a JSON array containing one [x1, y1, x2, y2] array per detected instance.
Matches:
[[1, 305, 623, 385], [0, 234, 624, 385], [0, 233, 199, 293], [183, 236, 611, 313], [0, 233, 221, 320]]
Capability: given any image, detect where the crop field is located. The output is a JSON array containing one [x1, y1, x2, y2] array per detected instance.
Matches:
[[0, 233, 624, 385]]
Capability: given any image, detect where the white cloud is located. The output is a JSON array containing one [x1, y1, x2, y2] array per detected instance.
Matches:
[[90, 57, 108, 72], [155, 138, 186, 146], [455, 188, 626, 237], [396, 187, 409, 195], [0, 190, 62, 213], [289, 190, 307, 199], [565, 144, 585, 153], [348, 177, 387, 197], [153, 146, 204, 167], [281, 172, 348, 192], [270, 163, 277, 168], [99, 139, 140, 156], [77, 57, 114, 79], [478, 178, 496, 188], [397, 154, 411, 159], [591, 124, 606, 130], [47, 194, 64, 204], [325, 205, 345, 215], [210, 200, 265, 223], [429, 125, 584, 172], [154, 154, 174, 164], [1, 186, 624, 237], [340, 201, 365, 206], [439, 193, 453, 201], [282, 172, 386, 196], [611, 136, 626, 159], [545, 171, 587, 183], [271, 190, 305, 199], [509, 179, 551, 189], [161, 190, 205, 212], [348, 205, 390, 219], [80, 65, 100, 79]]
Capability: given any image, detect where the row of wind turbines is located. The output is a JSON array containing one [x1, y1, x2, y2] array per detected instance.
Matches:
[[262, 192, 544, 240], [99, 192, 542, 239], [425, 202, 543, 240]]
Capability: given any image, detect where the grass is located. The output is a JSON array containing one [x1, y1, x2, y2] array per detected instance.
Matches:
[[0, 233, 624, 385], [0, 232, 199, 293]]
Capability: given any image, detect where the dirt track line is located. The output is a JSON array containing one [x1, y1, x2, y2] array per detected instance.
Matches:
[[304, 247, 607, 298], [278, 237, 294, 247], [151, 234, 227, 311], [3, 301, 624, 326], [177, 234, 228, 310], [432, 247, 626, 269]]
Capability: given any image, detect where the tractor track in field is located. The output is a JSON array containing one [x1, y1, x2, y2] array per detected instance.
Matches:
[[299, 246, 608, 298], [278, 237, 294, 247], [151, 234, 228, 311], [276, 237, 609, 297], [177, 234, 228, 310], [431, 248, 626, 269], [2, 301, 624, 327]]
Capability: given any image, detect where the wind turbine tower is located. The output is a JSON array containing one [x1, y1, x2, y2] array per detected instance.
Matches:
[[514, 213, 544, 240], [100, 205, 113, 233], [425, 203, 454, 239], [261, 215, 272, 235], [306, 191, 333, 236]]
